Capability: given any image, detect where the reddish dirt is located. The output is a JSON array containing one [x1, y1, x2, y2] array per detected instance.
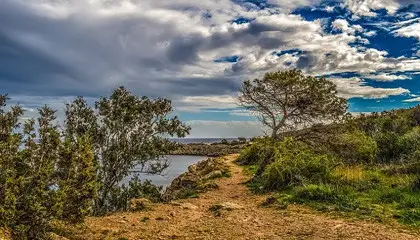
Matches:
[[75, 155, 420, 240]]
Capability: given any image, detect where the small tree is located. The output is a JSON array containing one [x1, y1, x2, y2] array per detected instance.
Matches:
[[0, 95, 99, 239], [64, 87, 190, 214], [56, 135, 98, 223], [239, 69, 348, 139]]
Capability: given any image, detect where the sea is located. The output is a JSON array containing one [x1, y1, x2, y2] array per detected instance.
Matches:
[[124, 138, 244, 188], [124, 155, 208, 188]]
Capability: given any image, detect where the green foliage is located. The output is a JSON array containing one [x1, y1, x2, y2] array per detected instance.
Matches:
[[107, 178, 162, 212], [258, 138, 336, 191], [0, 96, 97, 239], [330, 131, 377, 164], [64, 87, 190, 215], [236, 137, 275, 166], [171, 141, 245, 157], [0, 87, 189, 238], [56, 136, 98, 223]]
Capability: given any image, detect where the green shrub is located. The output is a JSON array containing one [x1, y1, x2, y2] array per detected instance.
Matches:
[[331, 131, 377, 164], [107, 178, 162, 212], [286, 184, 359, 212], [374, 132, 405, 164], [398, 209, 420, 226], [236, 138, 275, 166], [0, 100, 98, 239], [259, 138, 336, 190], [292, 184, 336, 202], [410, 176, 420, 192], [400, 127, 420, 154], [376, 188, 405, 204]]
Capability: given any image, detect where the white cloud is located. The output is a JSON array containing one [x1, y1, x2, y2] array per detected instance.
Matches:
[[325, 6, 335, 12], [364, 73, 410, 81], [3, 0, 420, 139], [330, 77, 410, 99], [176, 95, 238, 112], [404, 97, 420, 102], [186, 120, 266, 138], [394, 21, 420, 41], [343, 0, 400, 18], [364, 30, 377, 37], [332, 19, 362, 35]]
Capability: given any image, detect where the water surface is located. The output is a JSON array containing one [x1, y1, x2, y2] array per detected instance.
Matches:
[[124, 155, 207, 188]]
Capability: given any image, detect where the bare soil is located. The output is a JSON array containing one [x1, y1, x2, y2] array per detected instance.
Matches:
[[73, 155, 420, 240]]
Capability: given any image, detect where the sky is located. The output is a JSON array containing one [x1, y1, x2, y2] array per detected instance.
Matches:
[[2, 0, 420, 138]]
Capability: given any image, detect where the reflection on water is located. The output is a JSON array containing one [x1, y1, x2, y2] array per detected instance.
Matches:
[[122, 155, 207, 188]]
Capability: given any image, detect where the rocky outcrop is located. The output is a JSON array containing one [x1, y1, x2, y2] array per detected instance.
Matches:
[[129, 198, 152, 211], [163, 157, 230, 201], [0, 228, 11, 240]]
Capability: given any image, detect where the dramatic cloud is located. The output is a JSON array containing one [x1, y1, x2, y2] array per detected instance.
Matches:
[[187, 120, 267, 138], [343, 0, 400, 17], [404, 97, 420, 102], [364, 73, 411, 81], [2, 0, 420, 137], [330, 77, 410, 99]]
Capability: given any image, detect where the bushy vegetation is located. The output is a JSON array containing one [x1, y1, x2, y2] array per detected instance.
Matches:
[[0, 97, 98, 239], [259, 138, 336, 191], [329, 131, 377, 164], [0, 87, 189, 239], [172, 140, 248, 157], [240, 106, 420, 228]]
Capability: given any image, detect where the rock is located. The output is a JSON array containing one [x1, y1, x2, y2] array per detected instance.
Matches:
[[201, 182, 219, 190], [163, 157, 230, 201], [261, 196, 276, 206], [180, 203, 198, 210], [219, 202, 244, 210], [0, 228, 11, 240], [170, 211, 176, 217], [49, 233, 70, 240], [170, 202, 182, 206], [204, 170, 223, 180], [129, 198, 152, 211], [188, 164, 197, 173]]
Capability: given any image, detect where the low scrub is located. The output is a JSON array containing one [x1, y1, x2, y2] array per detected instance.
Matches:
[[260, 145, 336, 191], [263, 165, 420, 227], [330, 131, 377, 164]]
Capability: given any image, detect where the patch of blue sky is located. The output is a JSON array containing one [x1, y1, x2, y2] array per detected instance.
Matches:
[[231, 0, 275, 10], [272, 49, 304, 57], [214, 55, 240, 63], [230, 17, 254, 24], [363, 28, 419, 57], [364, 76, 420, 96], [348, 95, 418, 113], [293, 2, 347, 22], [325, 72, 360, 79]]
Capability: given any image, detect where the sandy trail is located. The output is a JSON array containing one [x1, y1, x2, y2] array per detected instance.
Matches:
[[79, 155, 420, 240]]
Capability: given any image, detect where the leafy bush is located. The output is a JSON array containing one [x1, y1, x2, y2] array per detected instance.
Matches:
[[330, 131, 377, 164], [374, 132, 405, 163], [0, 96, 97, 239], [236, 137, 275, 166], [0, 88, 189, 238], [259, 138, 336, 191], [107, 178, 162, 212], [292, 184, 337, 202]]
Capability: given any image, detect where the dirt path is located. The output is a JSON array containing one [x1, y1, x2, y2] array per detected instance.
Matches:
[[79, 155, 420, 240]]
